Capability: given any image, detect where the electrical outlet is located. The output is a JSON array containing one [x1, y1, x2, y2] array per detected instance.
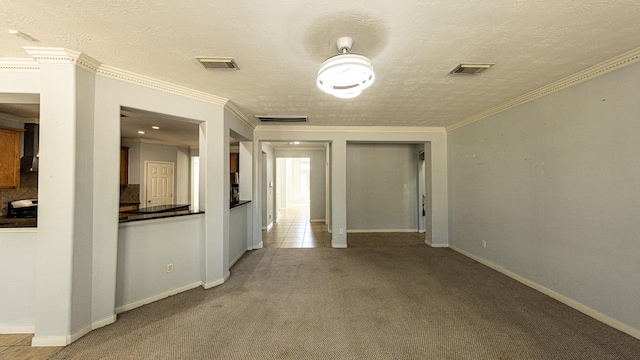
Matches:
[[339, 228, 344, 234], [166, 263, 174, 273], [481, 241, 487, 248]]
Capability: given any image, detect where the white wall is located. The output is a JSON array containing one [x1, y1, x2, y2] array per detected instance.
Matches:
[[261, 143, 276, 228], [448, 60, 640, 337], [116, 215, 203, 311], [346, 143, 418, 232], [229, 204, 251, 267], [0, 231, 37, 332]]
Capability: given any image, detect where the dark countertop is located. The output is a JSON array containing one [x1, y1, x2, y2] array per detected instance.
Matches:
[[230, 200, 251, 209], [120, 209, 204, 223], [124, 204, 190, 214], [0, 217, 37, 228]]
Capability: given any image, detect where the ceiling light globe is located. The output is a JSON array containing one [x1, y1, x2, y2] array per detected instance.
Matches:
[[317, 53, 375, 99]]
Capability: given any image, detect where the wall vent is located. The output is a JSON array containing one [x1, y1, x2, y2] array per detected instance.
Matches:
[[256, 115, 308, 123], [196, 57, 239, 69], [450, 63, 494, 75]]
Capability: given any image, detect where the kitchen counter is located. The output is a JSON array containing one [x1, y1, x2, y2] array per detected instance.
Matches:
[[230, 200, 251, 209], [119, 204, 202, 223], [0, 217, 37, 228]]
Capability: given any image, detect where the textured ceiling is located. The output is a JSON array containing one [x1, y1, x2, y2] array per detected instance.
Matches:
[[2, 0, 640, 128]]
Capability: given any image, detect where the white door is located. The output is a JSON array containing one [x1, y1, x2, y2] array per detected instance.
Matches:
[[145, 161, 174, 206]]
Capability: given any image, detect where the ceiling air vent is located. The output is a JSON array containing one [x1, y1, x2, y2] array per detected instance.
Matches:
[[256, 115, 308, 123], [196, 57, 239, 69], [450, 63, 494, 75]]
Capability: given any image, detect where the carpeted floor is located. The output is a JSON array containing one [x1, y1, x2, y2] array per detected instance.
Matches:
[[51, 247, 640, 359]]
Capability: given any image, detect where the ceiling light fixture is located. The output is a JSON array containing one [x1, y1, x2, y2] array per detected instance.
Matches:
[[137, 131, 145, 134], [151, 126, 160, 130], [317, 37, 375, 99]]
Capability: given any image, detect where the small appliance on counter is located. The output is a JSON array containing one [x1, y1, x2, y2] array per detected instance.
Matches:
[[7, 199, 38, 218]]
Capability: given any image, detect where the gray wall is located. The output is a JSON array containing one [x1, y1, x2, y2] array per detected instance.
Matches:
[[121, 140, 190, 205], [275, 149, 326, 221], [448, 61, 640, 332], [346, 143, 419, 231]]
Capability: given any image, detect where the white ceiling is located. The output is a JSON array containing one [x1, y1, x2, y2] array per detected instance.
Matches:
[[1, 1, 640, 129]]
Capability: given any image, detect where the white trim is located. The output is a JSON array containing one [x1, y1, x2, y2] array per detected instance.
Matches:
[[23, 47, 101, 73], [68, 323, 93, 344], [0, 325, 35, 334], [203, 272, 230, 289], [0, 228, 37, 233], [225, 101, 257, 129], [447, 46, 640, 131], [425, 240, 448, 248], [255, 125, 446, 133], [255, 240, 264, 249], [115, 281, 203, 314], [331, 242, 348, 249], [0, 58, 40, 71], [97, 64, 228, 106], [450, 246, 640, 340], [347, 229, 417, 233], [31, 336, 68, 347], [92, 314, 116, 330]]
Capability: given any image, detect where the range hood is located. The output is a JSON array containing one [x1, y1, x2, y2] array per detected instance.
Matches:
[[20, 123, 39, 172]]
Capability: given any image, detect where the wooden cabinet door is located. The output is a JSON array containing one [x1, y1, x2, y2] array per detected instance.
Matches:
[[230, 153, 238, 173], [120, 147, 129, 185], [0, 126, 22, 189]]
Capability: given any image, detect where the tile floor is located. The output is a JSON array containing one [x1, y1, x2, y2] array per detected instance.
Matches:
[[0, 334, 62, 360], [262, 204, 426, 248]]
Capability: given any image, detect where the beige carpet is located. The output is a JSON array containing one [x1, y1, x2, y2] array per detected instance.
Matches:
[[52, 247, 640, 359]]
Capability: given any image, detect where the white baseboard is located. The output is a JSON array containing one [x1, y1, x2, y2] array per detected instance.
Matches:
[[425, 240, 448, 248], [450, 246, 640, 341], [92, 314, 116, 330], [347, 229, 418, 233], [68, 323, 93, 344], [31, 335, 68, 347], [331, 241, 348, 249], [116, 281, 204, 314], [203, 272, 230, 289], [255, 240, 263, 249], [0, 325, 35, 334], [309, 219, 326, 223]]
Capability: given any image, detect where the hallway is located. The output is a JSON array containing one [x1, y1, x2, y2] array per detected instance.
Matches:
[[262, 204, 426, 248]]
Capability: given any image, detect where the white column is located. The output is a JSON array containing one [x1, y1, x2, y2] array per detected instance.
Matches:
[[330, 139, 347, 248], [28, 48, 98, 346]]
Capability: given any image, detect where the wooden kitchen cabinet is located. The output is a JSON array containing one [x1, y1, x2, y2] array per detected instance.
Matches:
[[0, 126, 22, 189], [230, 153, 239, 173], [120, 147, 129, 186]]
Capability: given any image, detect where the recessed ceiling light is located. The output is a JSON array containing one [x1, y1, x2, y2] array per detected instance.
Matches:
[[151, 126, 160, 130], [137, 131, 145, 134], [289, 141, 301, 145]]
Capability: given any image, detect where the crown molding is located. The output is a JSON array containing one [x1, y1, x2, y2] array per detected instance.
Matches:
[[447, 46, 640, 132], [22, 47, 101, 73], [254, 125, 446, 133], [0, 57, 40, 71], [225, 101, 257, 130], [96, 64, 228, 106]]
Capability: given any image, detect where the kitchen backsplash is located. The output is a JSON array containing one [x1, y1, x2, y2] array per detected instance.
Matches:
[[120, 184, 140, 204], [0, 171, 38, 216]]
